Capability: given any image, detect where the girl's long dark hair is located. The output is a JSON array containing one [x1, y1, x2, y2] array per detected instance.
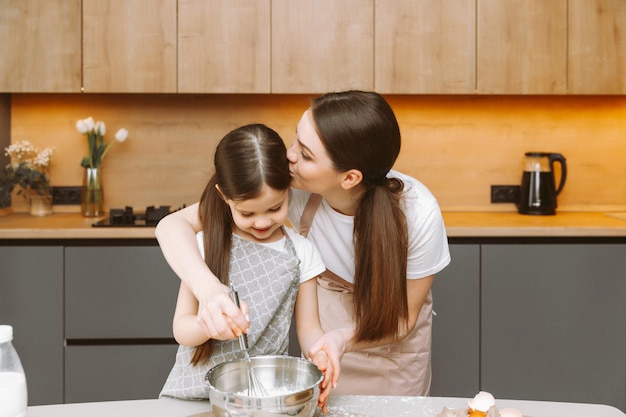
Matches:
[[191, 124, 290, 365], [311, 91, 408, 343]]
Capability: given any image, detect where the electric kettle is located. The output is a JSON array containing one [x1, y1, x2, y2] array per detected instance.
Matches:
[[517, 152, 567, 215]]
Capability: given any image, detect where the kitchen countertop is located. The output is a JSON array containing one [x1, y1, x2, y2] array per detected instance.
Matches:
[[26, 396, 626, 417], [1, 211, 626, 239]]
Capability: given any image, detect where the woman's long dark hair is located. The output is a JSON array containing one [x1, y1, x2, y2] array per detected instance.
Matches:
[[311, 91, 408, 343], [191, 124, 290, 365]]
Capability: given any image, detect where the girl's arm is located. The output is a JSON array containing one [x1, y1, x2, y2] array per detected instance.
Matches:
[[156, 202, 249, 339], [294, 278, 343, 411], [173, 282, 251, 346], [172, 282, 209, 346]]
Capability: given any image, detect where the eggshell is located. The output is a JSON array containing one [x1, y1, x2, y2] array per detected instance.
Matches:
[[468, 391, 496, 412], [499, 408, 523, 417]]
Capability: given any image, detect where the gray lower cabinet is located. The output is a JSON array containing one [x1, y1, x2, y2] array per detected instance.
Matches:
[[64, 245, 180, 403], [0, 246, 64, 406], [3, 240, 624, 409], [481, 244, 626, 412], [65, 345, 178, 402], [431, 244, 480, 397]]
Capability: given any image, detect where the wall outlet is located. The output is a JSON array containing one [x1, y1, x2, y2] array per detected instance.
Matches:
[[52, 186, 82, 205], [491, 185, 520, 203]]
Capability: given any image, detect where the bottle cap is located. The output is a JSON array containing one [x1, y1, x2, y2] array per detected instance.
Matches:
[[0, 325, 14, 343]]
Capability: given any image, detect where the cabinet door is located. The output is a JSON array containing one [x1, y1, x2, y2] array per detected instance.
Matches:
[[481, 244, 626, 412], [178, 0, 270, 93], [568, 0, 626, 94], [375, 0, 475, 94], [65, 246, 179, 339], [65, 345, 178, 402], [477, 0, 567, 94], [430, 244, 480, 397], [82, 0, 177, 93], [271, 0, 373, 93], [0, 0, 81, 92], [0, 246, 64, 405]]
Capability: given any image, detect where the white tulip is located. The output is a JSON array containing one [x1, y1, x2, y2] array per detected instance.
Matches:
[[95, 121, 106, 136], [115, 128, 129, 142], [84, 117, 95, 131], [76, 119, 89, 134]]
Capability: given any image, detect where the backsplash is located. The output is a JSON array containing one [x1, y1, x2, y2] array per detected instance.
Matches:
[[7, 93, 626, 213]]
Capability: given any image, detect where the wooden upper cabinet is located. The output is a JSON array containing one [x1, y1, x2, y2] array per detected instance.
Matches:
[[271, 0, 374, 94], [178, 0, 270, 93], [568, 0, 626, 94], [82, 0, 177, 93], [375, 0, 476, 94], [477, 0, 567, 94], [0, 0, 81, 92]]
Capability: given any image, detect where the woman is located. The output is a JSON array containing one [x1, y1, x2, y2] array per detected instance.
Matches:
[[156, 91, 450, 396]]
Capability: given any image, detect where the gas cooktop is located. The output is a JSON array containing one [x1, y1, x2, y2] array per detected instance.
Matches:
[[92, 206, 172, 227]]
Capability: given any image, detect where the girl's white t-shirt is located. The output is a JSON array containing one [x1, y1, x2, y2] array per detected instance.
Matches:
[[288, 170, 451, 283], [196, 227, 325, 284]]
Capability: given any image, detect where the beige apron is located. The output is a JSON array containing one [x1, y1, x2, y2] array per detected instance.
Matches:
[[300, 193, 432, 396]]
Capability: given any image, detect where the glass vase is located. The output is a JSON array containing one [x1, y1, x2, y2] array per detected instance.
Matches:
[[29, 169, 53, 217], [30, 193, 52, 216], [81, 166, 104, 217]]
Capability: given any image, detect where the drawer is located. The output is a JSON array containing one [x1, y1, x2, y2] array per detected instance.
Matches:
[[65, 246, 179, 339], [65, 344, 178, 402]]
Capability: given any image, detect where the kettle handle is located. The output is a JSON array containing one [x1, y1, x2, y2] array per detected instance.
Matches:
[[548, 153, 567, 195]]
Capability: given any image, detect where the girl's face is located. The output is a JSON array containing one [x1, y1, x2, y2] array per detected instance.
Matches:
[[287, 110, 341, 194], [225, 185, 289, 243]]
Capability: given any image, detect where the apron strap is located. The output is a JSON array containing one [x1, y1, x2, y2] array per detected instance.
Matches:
[[317, 270, 354, 293], [299, 193, 323, 238], [300, 193, 354, 293]]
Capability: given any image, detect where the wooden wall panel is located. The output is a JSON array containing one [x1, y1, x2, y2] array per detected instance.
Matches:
[[82, 0, 177, 93], [477, 0, 567, 94], [0, 0, 81, 92], [9, 94, 626, 213], [375, 0, 475, 94], [568, 0, 626, 94]]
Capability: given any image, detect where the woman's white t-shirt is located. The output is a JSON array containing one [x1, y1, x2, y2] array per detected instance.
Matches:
[[288, 170, 450, 282]]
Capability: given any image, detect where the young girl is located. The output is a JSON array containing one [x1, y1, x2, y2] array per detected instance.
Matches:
[[159, 124, 337, 404]]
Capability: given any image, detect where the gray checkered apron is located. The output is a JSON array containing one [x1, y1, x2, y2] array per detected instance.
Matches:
[[159, 230, 300, 400]]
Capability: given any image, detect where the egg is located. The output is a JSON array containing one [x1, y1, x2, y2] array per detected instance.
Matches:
[[499, 408, 523, 417], [468, 391, 496, 413]]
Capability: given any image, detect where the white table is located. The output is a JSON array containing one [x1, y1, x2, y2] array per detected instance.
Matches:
[[26, 396, 626, 417]]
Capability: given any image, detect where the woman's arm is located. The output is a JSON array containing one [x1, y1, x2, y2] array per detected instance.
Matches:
[[155, 203, 249, 339]]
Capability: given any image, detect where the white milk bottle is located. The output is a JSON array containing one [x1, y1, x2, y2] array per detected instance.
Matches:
[[0, 325, 27, 417]]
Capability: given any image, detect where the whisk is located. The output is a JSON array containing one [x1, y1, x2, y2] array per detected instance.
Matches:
[[229, 285, 269, 397]]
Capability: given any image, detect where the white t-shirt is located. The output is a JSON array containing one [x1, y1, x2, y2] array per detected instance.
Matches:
[[288, 170, 451, 283], [196, 226, 325, 283]]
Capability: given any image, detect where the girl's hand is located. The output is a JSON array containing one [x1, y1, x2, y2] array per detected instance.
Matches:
[[311, 350, 333, 412], [196, 280, 250, 340], [308, 329, 350, 412]]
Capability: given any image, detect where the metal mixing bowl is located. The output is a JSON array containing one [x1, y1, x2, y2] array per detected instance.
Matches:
[[205, 355, 323, 417]]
